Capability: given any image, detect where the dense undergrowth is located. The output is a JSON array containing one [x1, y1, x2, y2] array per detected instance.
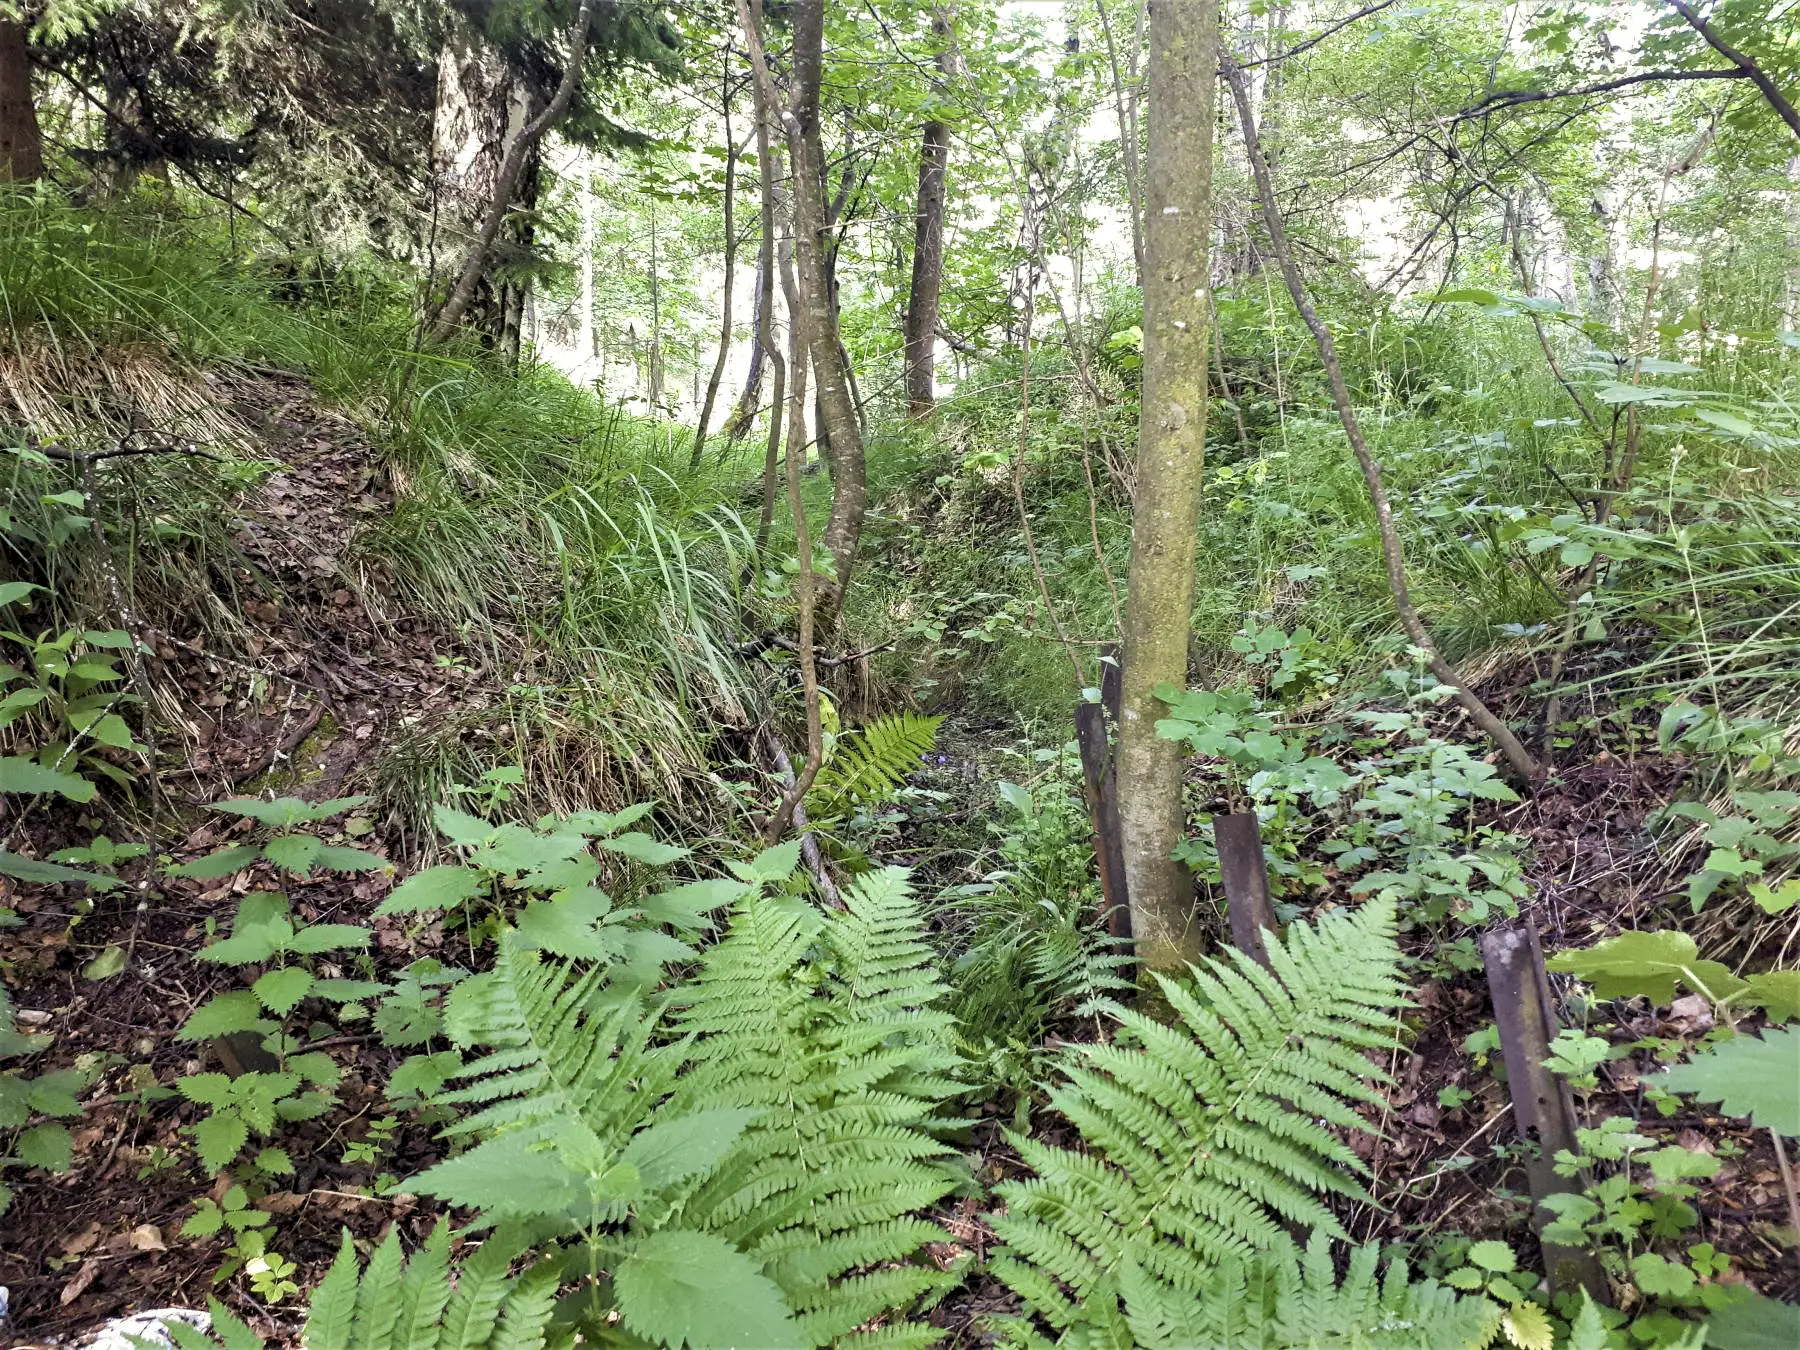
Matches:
[[3, 186, 1799, 1350]]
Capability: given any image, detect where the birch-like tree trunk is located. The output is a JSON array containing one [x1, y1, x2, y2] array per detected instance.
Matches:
[[1113, 0, 1218, 976], [903, 9, 958, 418]]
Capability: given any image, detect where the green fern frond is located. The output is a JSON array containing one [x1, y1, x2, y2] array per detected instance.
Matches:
[[991, 899, 1409, 1340], [676, 868, 962, 1343], [292, 1223, 552, 1350], [807, 712, 941, 821]]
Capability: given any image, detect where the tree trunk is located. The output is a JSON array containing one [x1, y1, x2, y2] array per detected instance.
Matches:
[[430, 0, 592, 344], [783, 0, 865, 620], [690, 63, 741, 469], [0, 20, 43, 184], [903, 11, 956, 418], [578, 158, 596, 379], [648, 203, 664, 410], [1113, 0, 1218, 977]]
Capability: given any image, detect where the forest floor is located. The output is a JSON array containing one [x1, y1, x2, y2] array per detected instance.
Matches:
[[1, 366, 1794, 1345]]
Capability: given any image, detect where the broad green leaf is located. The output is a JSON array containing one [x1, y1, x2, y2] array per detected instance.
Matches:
[[0, 581, 41, 607], [0, 849, 118, 890], [262, 833, 323, 875], [192, 1111, 251, 1173], [1547, 930, 1746, 1004], [313, 845, 386, 873], [1430, 288, 1500, 305], [1592, 382, 1704, 405], [286, 923, 372, 955], [512, 891, 622, 960], [594, 835, 684, 867], [1749, 879, 1800, 915], [168, 844, 262, 880], [0, 755, 95, 802], [87, 713, 138, 750], [1694, 406, 1757, 436], [178, 991, 274, 1040], [16, 1122, 73, 1171], [1704, 1290, 1800, 1350], [617, 1107, 760, 1190], [634, 878, 750, 931], [614, 1229, 798, 1350], [1501, 1300, 1553, 1350], [376, 864, 484, 916], [1745, 971, 1800, 1022], [432, 803, 495, 847], [177, 1072, 238, 1108], [83, 945, 127, 980], [1466, 1240, 1515, 1272], [254, 967, 315, 1015], [1657, 1027, 1800, 1135]]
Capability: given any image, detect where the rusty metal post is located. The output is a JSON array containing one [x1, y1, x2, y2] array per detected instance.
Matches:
[[1480, 918, 1608, 1304], [1212, 811, 1277, 969]]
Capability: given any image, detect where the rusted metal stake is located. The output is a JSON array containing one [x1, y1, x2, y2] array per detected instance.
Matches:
[[1212, 811, 1278, 970], [1479, 918, 1608, 1304]]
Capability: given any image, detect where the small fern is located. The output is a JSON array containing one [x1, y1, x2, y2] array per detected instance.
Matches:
[[164, 1224, 556, 1350], [806, 711, 941, 823], [989, 899, 1408, 1340], [1005, 1232, 1502, 1350]]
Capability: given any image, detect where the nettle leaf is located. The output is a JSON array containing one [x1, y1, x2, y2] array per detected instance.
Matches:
[[210, 796, 370, 829], [169, 845, 262, 880], [634, 878, 750, 931], [313, 845, 387, 873], [254, 967, 315, 1015], [178, 991, 275, 1041], [614, 1229, 797, 1350], [1657, 1027, 1800, 1136], [433, 804, 496, 847], [286, 924, 372, 955], [596, 832, 691, 867], [0, 849, 118, 890], [377, 864, 484, 916], [262, 833, 323, 875], [16, 1122, 73, 1172], [191, 1111, 251, 1172], [512, 892, 622, 960], [1546, 930, 1745, 1005], [0, 756, 95, 802]]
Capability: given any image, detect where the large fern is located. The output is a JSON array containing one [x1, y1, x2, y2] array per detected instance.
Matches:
[[989, 899, 1408, 1341], [395, 864, 960, 1348], [806, 711, 942, 823], [675, 866, 964, 1347]]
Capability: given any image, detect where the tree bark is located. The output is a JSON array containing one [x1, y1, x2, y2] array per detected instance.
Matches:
[[1223, 54, 1539, 778], [738, 0, 788, 560], [783, 0, 865, 621], [903, 10, 957, 418], [429, 0, 593, 343], [1113, 0, 1218, 977], [690, 63, 741, 469], [0, 20, 44, 184]]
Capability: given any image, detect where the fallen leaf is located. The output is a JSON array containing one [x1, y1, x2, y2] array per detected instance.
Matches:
[[129, 1224, 167, 1252], [59, 1257, 99, 1305], [61, 1221, 103, 1256]]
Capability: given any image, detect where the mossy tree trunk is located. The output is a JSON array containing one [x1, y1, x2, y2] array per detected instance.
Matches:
[[1113, 0, 1217, 977]]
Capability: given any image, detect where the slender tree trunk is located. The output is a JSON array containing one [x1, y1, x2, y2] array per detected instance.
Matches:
[[578, 158, 596, 379], [903, 10, 956, 418], [648, 203, 664, 410], [1095, 0, 1145, 286], [756, 165, 791, 554], [691, 65, 741, 469], [1223, 54, 1539, 778], [1114, 0, 1218, 977], [782, 0, 865, 620], [0, 20, 43, 184], [430, 0, 593, 343]]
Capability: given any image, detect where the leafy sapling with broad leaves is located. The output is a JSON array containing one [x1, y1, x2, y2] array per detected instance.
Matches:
[[175, 890, 374, 1173], [0, 987, 87, 1214]]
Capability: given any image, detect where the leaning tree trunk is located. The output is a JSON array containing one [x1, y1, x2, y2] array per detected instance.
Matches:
[[783, 0, 866, 620], [0, 20, 43, 184], [1113, 0, 1219, 977], [430, 0, 592, 344], [903, 10, 957, 419]]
